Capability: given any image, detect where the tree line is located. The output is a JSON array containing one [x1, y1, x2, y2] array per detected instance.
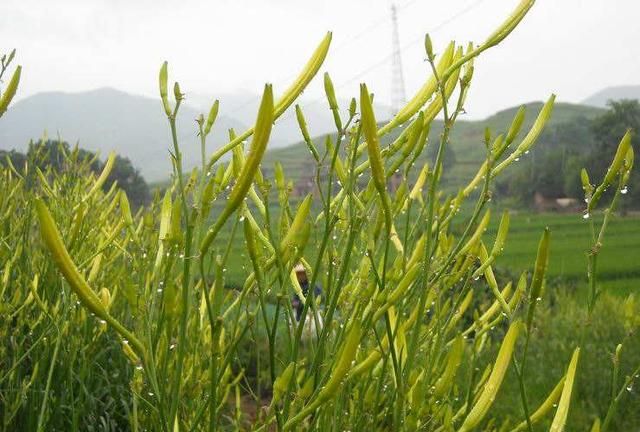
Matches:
[[1, 139, 150, 207], [496, 99, 640, 209]]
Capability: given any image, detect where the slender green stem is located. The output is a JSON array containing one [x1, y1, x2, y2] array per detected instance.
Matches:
[[36, 322, 63, 432], [167, 109, 196, 428]]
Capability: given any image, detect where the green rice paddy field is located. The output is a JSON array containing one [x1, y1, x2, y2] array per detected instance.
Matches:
[[485, 212, 640, 295], [219, 209, 640, 295]]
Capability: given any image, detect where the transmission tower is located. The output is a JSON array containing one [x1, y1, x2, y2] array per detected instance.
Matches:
[[390, 3, 407, 115]]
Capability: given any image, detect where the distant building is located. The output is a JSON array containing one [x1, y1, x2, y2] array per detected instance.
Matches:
[[290, 166, 406, 198], [533, 192, 581, 212], [292, 177, 316, 197]]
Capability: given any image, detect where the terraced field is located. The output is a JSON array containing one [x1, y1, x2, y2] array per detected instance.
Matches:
[[486, 211, 640, 295]]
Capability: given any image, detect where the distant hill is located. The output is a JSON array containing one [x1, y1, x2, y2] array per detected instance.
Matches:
[[582, 85, 640, 108], [0, 87, 604, 188], [263, 101, 605, 190], [187, 91, 393, 150], [0, 88, 245, 181]]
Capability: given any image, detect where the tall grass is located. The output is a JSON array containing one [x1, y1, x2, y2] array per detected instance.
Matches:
[[1, 1, 639, 430]]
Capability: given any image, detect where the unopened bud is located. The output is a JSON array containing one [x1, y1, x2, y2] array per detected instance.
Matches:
[[425, 34, 435, 61]]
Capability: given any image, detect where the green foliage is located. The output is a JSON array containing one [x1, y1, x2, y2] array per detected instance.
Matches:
[[496, 100, 640, 208], [107, 154, 151, 207], [495, 116, 596, 204], [1, 5, 639, 432], [493, 293, 640, 430], [589, 99, 640, 208], [1, 139, 150, 207], [0, 150, 136, 430]]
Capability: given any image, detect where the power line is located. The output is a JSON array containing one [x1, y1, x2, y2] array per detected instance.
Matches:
[[222, 0, 422, 116], [336, 0, 485, 90], [300, 0, 487, 109], [331, 0, 421, 52], [219, 0, 486, 118]]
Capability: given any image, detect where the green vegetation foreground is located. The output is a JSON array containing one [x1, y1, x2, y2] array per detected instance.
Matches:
[[1, 1, 639, 431]]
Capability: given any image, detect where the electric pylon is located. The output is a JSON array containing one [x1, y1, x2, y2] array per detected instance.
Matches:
[[390, 3, 407, 115]]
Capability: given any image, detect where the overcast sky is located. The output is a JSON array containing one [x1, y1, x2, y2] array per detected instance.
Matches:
[[1, 0, 638, 119]]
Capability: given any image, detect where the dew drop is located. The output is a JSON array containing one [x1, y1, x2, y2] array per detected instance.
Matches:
[[582, 213, 590, 220], [621, 186, 628, 194]]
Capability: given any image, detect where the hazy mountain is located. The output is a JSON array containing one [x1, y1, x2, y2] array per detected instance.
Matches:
[[1, 85, 607, 186], [0, 87, 246, 181], [187, 91, 394, 149], [582, 85, 640, 108], [263, 101, 605, 189]]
